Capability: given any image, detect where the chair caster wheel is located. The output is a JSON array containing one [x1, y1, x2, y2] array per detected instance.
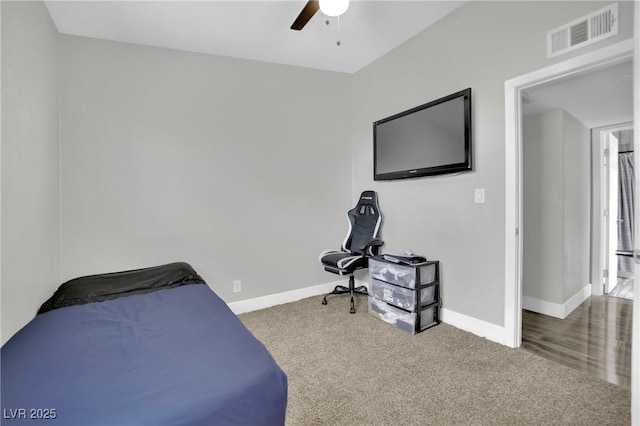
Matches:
[[350, 308, 356, 314]]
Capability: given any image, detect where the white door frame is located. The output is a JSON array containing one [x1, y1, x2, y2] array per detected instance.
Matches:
[[605, 128, 620, 293], [631, 4, 639, 423], [503, 38, 634, 349]]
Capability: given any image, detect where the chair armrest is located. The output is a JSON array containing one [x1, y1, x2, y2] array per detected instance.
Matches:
[[361, 238, 384, 256]]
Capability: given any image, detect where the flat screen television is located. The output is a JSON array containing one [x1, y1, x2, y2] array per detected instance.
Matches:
[[373, 88, 472, 181]]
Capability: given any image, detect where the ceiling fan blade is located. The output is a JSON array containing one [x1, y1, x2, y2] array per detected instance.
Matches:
[[290, 0, 319, 31]]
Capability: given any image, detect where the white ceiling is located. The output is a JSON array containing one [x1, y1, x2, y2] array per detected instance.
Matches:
[[522, 59, 634, 129], [45, 1, 465, 74]]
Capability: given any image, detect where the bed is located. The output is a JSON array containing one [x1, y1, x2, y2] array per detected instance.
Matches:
[[1, 262, 288, 425]]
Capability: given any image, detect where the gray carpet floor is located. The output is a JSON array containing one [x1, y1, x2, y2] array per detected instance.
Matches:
[[239, 294, 630, 426]]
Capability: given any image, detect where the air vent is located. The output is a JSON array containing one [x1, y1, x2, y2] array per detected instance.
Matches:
[[547, 3, 618, 58]]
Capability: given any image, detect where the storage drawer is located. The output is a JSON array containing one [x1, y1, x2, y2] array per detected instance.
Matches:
[[369, 279, 435, 311], [368, 296, 439, 334], [369, 258, 437, 289]]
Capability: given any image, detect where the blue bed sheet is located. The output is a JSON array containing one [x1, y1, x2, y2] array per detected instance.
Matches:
[[1, 284, 287, 425]]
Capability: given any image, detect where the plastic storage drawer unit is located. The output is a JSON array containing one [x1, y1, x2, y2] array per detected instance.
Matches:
[[368, 296, 439, 334], [369, 279, 436, 311], [369, 258, 437, 289]]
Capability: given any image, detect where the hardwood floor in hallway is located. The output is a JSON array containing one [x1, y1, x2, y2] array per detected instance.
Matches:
[[521, 295, 632, 389]]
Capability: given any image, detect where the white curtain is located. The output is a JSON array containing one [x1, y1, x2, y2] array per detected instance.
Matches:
[[618, 151, 634, 273]]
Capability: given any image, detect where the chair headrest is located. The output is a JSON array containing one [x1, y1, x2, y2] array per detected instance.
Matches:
[[342, 191, 382, 254], [358, 191, 377, 205]]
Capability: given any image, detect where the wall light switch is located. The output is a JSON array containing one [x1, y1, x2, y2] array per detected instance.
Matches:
[[474, 188, 485, 204]]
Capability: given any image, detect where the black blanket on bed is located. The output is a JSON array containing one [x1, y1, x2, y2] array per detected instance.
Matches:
[[38, 262, 205, 314]]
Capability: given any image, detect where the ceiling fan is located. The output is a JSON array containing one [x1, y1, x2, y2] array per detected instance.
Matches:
[[290, 0, 350, 31]]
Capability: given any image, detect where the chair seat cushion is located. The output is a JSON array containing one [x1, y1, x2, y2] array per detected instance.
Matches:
[[320, 250, 367, 274]]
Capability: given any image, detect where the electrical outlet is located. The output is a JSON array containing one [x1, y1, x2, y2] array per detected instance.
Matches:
[[233, 280, 242, 293]]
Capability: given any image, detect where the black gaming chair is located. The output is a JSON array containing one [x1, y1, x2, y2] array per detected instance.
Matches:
[[320, 190, 384, 313]]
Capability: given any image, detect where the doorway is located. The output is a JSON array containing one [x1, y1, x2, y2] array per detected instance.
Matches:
[[507, 41, 634, 390], [503, 39, 634, 348], [600, 126, 635, 300], [517, 61, 632, 317]]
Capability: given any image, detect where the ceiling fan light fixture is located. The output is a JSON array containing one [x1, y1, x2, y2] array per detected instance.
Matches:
[[319, 0, 349, 17]]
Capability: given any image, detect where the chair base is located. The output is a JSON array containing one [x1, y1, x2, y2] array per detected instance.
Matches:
[[321, 275, 368, 314]]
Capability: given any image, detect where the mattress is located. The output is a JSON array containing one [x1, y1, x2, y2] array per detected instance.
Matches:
[[1, 263, 288, 425]]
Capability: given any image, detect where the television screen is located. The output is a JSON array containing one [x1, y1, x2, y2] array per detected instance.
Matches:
[[373, 88, 472, 180]]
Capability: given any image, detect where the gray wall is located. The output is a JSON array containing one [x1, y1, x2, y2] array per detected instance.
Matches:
[[522, 110, 564, 303], [1, 1, 60, 344], [58, 35, 352, 302], [0, 1, 635, 342], [562, 111, 590, 301], [350, 1, 633, 326], [522, 110, 590, 306]]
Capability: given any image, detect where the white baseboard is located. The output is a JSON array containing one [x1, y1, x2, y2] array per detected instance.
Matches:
[[227, 279, 368, 315], [563, 284, 592, 317], [522, 283, 592, 319], [228, 281, 508, 347], [522, 296, 564, 319], [440, 308, 506, 345]]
